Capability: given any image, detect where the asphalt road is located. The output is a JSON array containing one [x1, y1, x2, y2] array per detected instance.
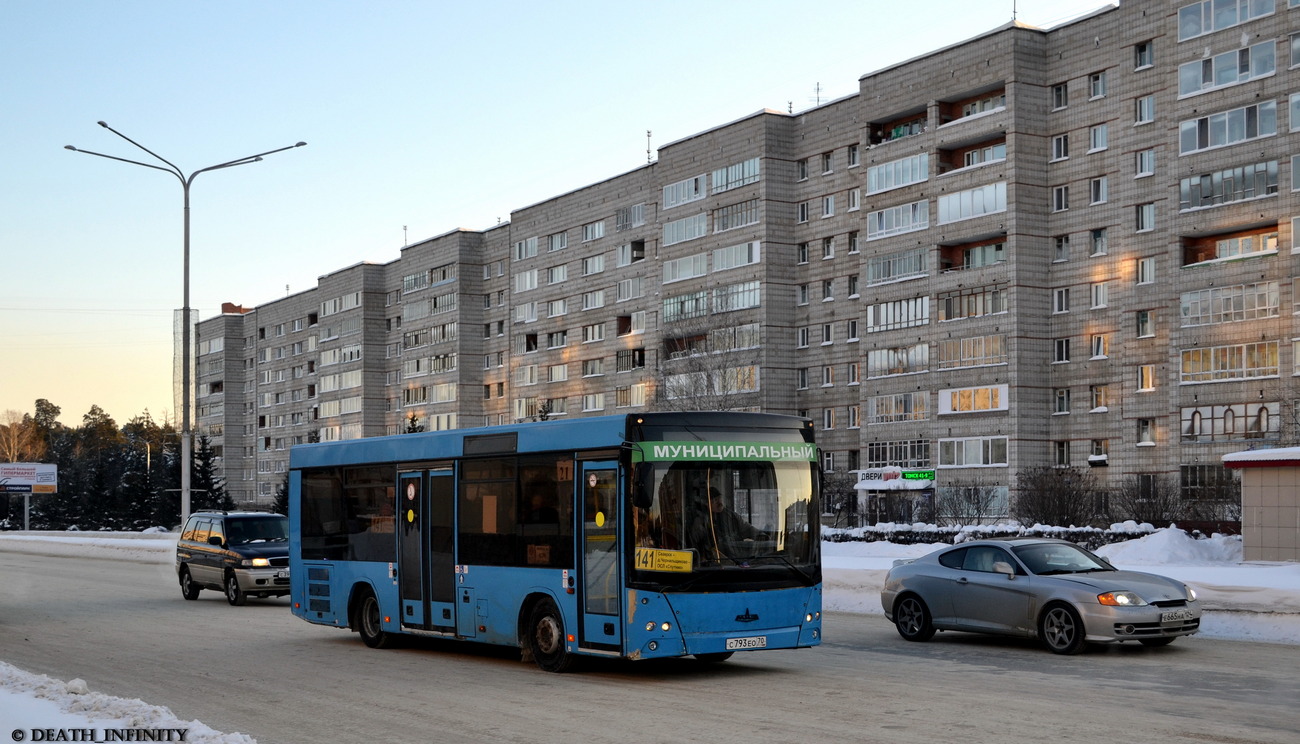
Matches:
[[2, 552, 1298, 744]]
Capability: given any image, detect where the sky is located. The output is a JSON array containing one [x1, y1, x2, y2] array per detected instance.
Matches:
[[0, 0, 1115, 428], [1, 526, 1298, 740]]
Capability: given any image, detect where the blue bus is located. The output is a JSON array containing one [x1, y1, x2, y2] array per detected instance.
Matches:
[[288, 411, 822, 671]]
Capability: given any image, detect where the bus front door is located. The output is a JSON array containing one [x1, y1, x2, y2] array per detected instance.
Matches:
[[397, 468, 455, 633], [579, 461, 621, 652]]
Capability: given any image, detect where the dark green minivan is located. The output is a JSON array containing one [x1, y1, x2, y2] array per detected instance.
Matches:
[[176, 511, 290, 605]]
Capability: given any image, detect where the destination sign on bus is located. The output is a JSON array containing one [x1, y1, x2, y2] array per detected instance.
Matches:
[[634, 442, 818, 463], [634, 547, 694, 573]]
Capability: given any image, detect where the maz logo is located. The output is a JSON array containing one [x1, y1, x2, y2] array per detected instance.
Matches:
[[735, 608, 759, 623]]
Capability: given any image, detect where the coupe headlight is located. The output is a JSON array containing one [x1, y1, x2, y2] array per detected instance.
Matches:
[[242, 558, 271, 567], [1097, 591, 1147, 607]]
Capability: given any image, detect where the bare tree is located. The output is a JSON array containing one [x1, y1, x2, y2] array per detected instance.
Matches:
[[821, 468, 861, 528], [0, 409, 46, 463], [654, 315, 761, 412], [1107, 474, 1185, 527], [1013, 466, 1103, 528], [934, 480, 1004, 527]]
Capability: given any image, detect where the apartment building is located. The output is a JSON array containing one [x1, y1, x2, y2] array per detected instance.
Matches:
[[197, 0, 1300, 518]]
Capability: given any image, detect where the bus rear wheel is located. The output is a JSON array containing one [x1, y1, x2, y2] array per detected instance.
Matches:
[[528, 599, 574, 673], [354, 588, 393, 649]]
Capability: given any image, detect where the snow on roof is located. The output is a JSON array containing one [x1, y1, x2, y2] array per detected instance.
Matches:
[[1222, 447, 1300, 465]]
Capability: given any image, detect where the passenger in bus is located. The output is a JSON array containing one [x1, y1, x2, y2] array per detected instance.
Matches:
[[523, 478, 560, 524], [691, 487, 766, 562]]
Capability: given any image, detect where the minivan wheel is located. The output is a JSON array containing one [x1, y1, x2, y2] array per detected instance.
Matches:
[[179, 567, 200, 600], [224, 572, 247, 606]]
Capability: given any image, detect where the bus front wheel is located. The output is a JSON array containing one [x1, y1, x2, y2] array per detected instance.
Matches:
[[354, 588, 393, 649], [527, 599, 574, 673]]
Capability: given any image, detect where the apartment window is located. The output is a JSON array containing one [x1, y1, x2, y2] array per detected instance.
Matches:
[[1052, 185, 1069, 212], [796, 243, 809, 264], [848, 231, 860, 253], [938, 284, 1007, 320], [1179, 101, 1277, 155], [1054, 388, 1071, 414], [937, 182, 1007, 224], [822, 238, 835, 260], [1136, 148, 1155, 177], [663, 253, 706, 284], [1051, 82, 1068, 110], [938, 436, 1008, 467], [617, 277, 644, 301], [866, 393, 929, 425], [615, 203, 645, 231], [582, 323, 605, 343], [1178, 1, 1275, 43], [940, 385, 1008, 415], [867, 296, 930, 332], [1137, 419, 1156, 446], [1135, 94, 1155, 124], [1088, 124, 1108, 152], [1135, 203, 1155, 232], [1054, 338, 1071, 363], [847, 145, 860, 167], [796, 368, 808, 390], [1090, 384, 1110, 411], [547, 265, 567, 285], [1053, 287, 1070, 314], [1178, 161, 1278, 211], [821, 324, 833, 345], [821, 152, 833, 174], [963, 142, 1007, 168], [866, 343, 930, 377], [1051, 133, 1070, 161], [796, 327, 810, 348], [1292, 31, 1300, 68], [582, 221, 605, 242], [547, 232, 568, 252], [582, 359, 604, 377], [937, 333, 1007, 369], [867, 247, 927, 283], [663, 175, 706, 209], [714, 199, 760, 232], [547, 299, 568, 317], [1054, 234, 1070, 262], [1090, 177, 1108, 204], [868, 153, 930, 194], [821, 365, 835, 387], [867, 200, 929, 240], [1177, 42, 1275, 97], [1090, 228, 1108, 256], [1090, 282, 1108, 308], [711, 158, 760, 193], [1134, 40, 1154, 69], [797, 284, 809, 305], [1181, 282, 1279, 326], [1136, 309, 1154, 338], [1137, 364, 1156, 391], [847, 188, 860, 211], [1136, 256, 1156, 285], [846, 319, 859, 340], [1091, 334, 1109, 358], [662, 214, 708, 246], [616, 241, 645, 266], [848, 362, 860, 384], [1089, 71, 1107, 99], [821, 279, 834, 301], [797, 202, 810, 223], [1180, 341, 1279, 383], [797, 159, 809, 181], [1053, 441, 1071, 467]]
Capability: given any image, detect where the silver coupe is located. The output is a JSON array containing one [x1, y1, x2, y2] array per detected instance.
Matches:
[[880, 537, 1201, 654]]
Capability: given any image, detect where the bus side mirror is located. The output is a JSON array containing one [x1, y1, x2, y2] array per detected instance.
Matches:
[[632, 468, 652, 509]]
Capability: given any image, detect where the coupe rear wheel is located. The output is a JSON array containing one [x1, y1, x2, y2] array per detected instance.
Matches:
[[224, 572, 246, 606], [528, 598, 574, 673], [1139, 637, 1176, 648], [1039, 604, 1087, 655], [179, 567, 200, 600], [355, 589, 393, 649], [894, 595, 936, 642]]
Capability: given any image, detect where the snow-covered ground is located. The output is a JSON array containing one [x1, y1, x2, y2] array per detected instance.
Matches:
[[2, 528, 1298, 742]]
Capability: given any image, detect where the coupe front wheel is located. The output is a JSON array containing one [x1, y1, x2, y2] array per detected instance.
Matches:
[[894, 595, 936, 642], [1039, 604, 1087, 655]]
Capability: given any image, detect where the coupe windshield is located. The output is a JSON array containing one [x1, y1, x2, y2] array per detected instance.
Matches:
[[1012, 543, 1111, 575]]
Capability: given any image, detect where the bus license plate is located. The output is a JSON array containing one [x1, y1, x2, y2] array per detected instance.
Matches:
[[725, 636, 767, 650], [1160, 609, 1194, 623]]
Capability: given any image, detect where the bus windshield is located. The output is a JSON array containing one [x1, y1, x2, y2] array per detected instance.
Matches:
[[631, 449, 819, 588]]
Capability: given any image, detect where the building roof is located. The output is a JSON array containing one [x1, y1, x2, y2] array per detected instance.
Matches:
[[1222, 448, 1300, 467]]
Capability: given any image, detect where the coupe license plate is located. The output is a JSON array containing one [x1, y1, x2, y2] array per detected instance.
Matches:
[[1160, 609, 1194, 623], [725, 635, 767, 650]]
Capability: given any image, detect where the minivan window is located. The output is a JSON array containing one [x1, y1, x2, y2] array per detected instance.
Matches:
[[193, 519, 212, 544], [206, 519, 223, 545]]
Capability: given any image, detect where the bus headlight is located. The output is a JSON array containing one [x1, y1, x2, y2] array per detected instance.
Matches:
[[661, 622, 671, 632], [646, 621, 656, 632]]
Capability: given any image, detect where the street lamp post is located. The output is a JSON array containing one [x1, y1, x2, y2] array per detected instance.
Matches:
[[66, 122, 306, 524]]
